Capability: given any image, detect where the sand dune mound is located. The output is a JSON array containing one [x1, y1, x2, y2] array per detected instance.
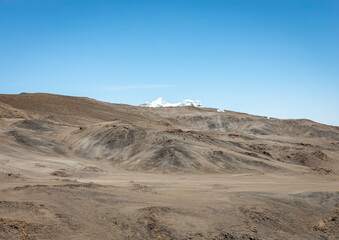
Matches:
[[65, 122, 284, 173]]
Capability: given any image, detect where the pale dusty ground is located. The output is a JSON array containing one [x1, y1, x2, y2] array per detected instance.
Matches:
[[1, 163, 339, 240]]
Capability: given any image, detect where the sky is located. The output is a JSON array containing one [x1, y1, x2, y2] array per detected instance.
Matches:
[[0, 0, 338, 125]]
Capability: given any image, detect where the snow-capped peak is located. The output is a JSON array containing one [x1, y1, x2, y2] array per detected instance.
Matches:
[[140, 98, 202, 108]]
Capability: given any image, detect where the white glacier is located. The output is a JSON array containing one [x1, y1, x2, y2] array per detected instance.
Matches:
[[140, 97, 202, 108]]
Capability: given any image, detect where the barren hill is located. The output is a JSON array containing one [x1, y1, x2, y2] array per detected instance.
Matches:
[[0, 93, 338, 174], [0, 93, 339, 239]]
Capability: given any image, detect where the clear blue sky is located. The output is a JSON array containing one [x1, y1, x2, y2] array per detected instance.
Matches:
[[0, 0, 338, 125]]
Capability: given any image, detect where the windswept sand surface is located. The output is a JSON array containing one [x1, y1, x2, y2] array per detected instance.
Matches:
[[0, 93, 338, 239]]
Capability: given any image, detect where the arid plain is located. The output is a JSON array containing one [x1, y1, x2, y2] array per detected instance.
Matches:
[[0, 93, 338, 239]]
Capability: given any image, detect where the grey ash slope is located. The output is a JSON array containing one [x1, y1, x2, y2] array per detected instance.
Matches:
[[0, 92, 338, 174]]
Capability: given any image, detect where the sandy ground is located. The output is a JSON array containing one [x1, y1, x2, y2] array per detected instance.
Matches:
[[1, 167, 339, 239]]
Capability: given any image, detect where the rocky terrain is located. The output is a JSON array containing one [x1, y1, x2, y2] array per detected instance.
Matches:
[[0, 93, 338, 239]]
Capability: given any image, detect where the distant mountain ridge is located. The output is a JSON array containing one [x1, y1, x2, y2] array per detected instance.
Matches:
[[140, 97, 202, 108]]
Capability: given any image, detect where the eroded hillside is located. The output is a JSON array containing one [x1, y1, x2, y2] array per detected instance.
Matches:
[[0, 93, 338, 174]]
